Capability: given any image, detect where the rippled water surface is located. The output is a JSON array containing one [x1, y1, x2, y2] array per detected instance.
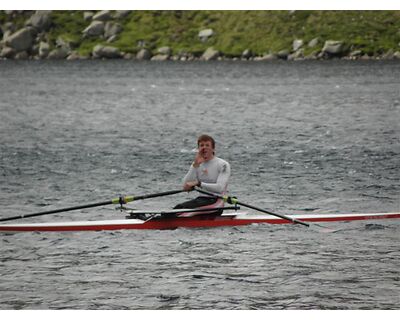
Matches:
[[0, 60, 399, 309]]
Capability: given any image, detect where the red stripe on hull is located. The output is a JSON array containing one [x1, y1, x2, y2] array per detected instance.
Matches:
[[0, 213, 399, 232]]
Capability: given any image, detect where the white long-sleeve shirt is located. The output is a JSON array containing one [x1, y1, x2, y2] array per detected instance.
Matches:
[[183, 156, 230, 194]]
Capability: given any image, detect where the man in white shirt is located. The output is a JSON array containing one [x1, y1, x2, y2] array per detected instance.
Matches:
[[174, 134, 230, 214]]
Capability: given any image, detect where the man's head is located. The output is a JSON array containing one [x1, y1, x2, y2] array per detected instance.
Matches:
[[197, 134, 215, 160]]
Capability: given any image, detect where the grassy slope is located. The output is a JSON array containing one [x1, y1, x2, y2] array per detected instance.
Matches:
[[1, 10, 400, 56]]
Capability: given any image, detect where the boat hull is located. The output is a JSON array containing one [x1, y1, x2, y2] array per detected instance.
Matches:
[[0, 212, 399, 232]]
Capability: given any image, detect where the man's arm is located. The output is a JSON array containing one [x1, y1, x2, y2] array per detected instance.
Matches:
[[200, 162, 230, 194]]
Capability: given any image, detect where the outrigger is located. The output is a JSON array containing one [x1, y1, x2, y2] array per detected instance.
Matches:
[[0, 188, 399, 232]]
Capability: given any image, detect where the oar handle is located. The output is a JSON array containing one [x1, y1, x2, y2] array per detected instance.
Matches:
[[195, 187, 309, 227], [115, 189, 185, 204]]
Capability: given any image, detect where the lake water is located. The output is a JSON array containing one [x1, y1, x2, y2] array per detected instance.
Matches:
[[0, 60, 399, 309]]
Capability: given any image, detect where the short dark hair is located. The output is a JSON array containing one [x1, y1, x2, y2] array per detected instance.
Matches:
[[197, 134, 215, 148]]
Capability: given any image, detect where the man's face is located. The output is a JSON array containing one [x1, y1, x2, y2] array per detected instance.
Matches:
[[198, 140, 214, 161]]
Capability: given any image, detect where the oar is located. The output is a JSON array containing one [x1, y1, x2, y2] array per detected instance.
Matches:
[[0, 189, 185, 222], [195, 187, 310, 227]]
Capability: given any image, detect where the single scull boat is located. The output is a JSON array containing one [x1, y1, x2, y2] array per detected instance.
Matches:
[[0, 210, 399, 232]]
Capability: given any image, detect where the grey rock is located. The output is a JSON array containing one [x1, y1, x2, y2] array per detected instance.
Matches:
[[254, 53, 278, 61], [157, 46, 172, 56], [15, 51, 29, 59], [241, 49, 253, 59], [38, 41, 50, 58], [151, 54, 169, 61], [123, 52, 134, 59], [47, 47, 69, 59], [3, 22, 16, 33], [92, 44, 121, 59], [381, 49, 394, 59], [56, 36, 76, 50], [5, 27, 34, 52], [82, 21, 105, 37], [288, 48, 304, 60], [308, 38, 319, 48], [277, 50, 290, 60], [25, 11, 52, 31], [0, 46, 16, 58], [114, 11, 131, 19], [201, 47, 219, 61], [293, 39, 303, 51], [360, 54, 371, 60], [104, 22, 123, 39], [322, 40, 345, 56], [349, 50, 362, 58], [393, 51, 400, 59], [83, 12, 94, 21], [136, 48, 152, 60], [93, 10, 112, 21], [66, 51, 86, 60], [106, 35, 118, 43], [198, 29, 214, 42]]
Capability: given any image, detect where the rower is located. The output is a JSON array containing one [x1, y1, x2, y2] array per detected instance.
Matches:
[[174, 134, 231, 217]]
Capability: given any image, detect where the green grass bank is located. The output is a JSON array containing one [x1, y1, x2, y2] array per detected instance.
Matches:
[[1, 10, 400, 59]]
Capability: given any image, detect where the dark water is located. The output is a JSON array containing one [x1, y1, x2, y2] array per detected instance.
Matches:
[[0, 60, 399, 309]]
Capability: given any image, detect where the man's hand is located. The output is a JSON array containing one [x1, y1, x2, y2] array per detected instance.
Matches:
[[184, 180, 200, 191], [192, 150, 205, 168]]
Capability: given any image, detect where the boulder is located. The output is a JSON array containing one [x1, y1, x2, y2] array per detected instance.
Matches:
[[198, 29, 214, 42], [349, 50, 363, 58], [104, 22, 123, 39], [288, 48, 304, 60], [322, 40, 346, 56], [2, 22, 16, 33], [5, 27, 35, 52], [47, 47, 69, 59], [14, 51, 29, 59], [157, 46, 172, 56], [92, 10, 112, 21], [293, 39, 303, 51], [381, 49, 394, 59], [151, 54, 169, 61], [123, 52, 134, 59], [25, 11, 52, 32], [136, 48, 152, 60], [254, 53, 278, 61], [82, 21, 105, 37], [201, 47, 219, 61], [277, 49, 290, 60], [308, 38, 319, 48], [394, 51, 400, 59], [360, 54, 371, 60], [107, 35, 118, 43], [56, 36, 76, 50], [241, 49, 253, 59], [92, 44, 122, 59], [114, 11, 131, 19], [0, 46, 16, 58], [38, 41, 50, 58], [83, 12, 94, 21], [66, 51, 87, 60]]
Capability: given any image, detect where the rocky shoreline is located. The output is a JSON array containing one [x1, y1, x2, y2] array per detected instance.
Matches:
[[1, 10, 400, 61]]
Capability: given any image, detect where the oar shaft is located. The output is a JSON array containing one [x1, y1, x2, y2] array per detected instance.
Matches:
[[195, 187, 309, 227], [0, 200, 113, 222], [0, 189, 185, 223]]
